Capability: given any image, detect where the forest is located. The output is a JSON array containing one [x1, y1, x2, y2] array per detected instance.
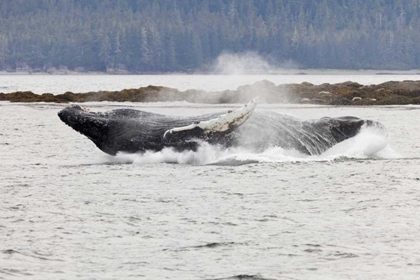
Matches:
[[0, 0, 419, 72]]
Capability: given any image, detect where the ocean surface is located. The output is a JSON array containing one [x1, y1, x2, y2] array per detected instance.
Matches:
[[0, 71, 420, 94], [1, 74, 420, 279]]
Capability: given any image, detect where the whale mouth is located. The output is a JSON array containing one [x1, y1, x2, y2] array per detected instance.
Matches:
[[58, 105, 102, 129], [58, 105, 110, 148], [58, 105, 84, 127]]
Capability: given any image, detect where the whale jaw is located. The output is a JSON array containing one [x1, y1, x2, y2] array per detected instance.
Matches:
[[58, 105, 114, 154]]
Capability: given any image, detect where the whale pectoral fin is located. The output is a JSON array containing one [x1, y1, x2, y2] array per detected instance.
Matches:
[[163, 98, 258, 145]]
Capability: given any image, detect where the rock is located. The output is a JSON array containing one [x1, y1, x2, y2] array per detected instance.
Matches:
[[338, 81, 363, 89], [311, 98, 327, 104], [301, 82, 314, 86], [1, 80, 420, 105], [318, 91, 332, 96], [379, 80, 420, 91]]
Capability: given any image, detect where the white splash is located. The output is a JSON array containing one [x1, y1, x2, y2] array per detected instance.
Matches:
[[321, 124, 395, 159], [109, 143, 238, 165], [211, 52, 299, 75], [104, 124, 398, 166], [212, 52, 271, 75]]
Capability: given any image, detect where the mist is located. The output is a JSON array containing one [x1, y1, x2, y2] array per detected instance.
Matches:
[[210, 52, 299, 75]]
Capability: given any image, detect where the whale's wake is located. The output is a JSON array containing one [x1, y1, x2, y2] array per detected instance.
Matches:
[[106, 125, 399, 166]]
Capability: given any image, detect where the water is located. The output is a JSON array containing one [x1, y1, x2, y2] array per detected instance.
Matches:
[[1, 75, 420, 279], [0, 72, 419, 94]]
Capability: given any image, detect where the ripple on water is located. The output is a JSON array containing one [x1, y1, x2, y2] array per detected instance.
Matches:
[[2, 102, 420, 279]]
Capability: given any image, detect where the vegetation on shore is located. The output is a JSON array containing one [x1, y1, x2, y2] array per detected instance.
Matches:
[[1, 80, 420, 105], [0, 0, 419, 72]]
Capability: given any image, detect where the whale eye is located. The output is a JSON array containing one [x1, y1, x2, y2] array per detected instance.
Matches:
[[193, 121, 200, 124], [228, 110, 233, 113]]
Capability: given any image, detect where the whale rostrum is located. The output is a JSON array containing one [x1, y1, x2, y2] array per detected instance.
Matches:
[[58, 99, 387, 156]]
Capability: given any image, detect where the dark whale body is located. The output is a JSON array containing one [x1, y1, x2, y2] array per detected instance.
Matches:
[[58, 102, 385, 156]]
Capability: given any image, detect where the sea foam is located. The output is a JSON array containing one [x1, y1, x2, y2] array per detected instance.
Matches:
[[105, 124, 398, 165]]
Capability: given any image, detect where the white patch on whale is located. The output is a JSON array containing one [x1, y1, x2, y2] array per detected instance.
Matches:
[[163, 98, 257, 139]]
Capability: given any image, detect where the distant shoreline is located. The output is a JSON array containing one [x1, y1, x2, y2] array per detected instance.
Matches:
[[1, 80, 419, 105], [0, 69, 419, 76]]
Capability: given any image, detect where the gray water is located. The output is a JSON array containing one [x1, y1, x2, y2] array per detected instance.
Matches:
[[1, 75, 420, 279], [0, 72, 420, 93]]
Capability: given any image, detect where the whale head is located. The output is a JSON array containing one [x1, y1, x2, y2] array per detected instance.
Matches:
[[58, 105, 112, 153]]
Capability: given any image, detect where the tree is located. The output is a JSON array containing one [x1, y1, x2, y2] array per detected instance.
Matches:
[[0, 0, 419, 72]]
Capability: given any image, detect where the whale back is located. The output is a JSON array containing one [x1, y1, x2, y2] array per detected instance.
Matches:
[[236, 112, 368, 155]]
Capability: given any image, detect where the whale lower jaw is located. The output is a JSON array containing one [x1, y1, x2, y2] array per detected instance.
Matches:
[[58, 105, 113, 153]]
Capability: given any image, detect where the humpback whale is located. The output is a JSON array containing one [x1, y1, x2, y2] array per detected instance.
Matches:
[[58, 99, 387, 156]]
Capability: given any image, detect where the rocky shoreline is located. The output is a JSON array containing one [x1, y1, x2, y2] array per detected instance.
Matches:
[[1, 80, 420, 105]]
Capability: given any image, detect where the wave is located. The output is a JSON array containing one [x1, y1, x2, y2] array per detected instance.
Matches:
[[105, 125, 399, 166]]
